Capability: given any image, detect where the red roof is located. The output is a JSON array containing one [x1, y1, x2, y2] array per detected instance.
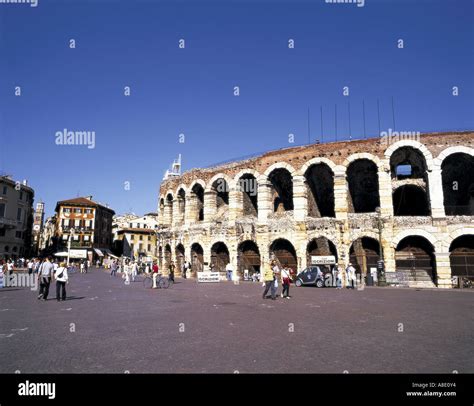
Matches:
[[55, 197, 115, 214]]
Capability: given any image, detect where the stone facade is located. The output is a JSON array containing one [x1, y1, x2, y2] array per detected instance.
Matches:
[[156, 132, 474, 288]]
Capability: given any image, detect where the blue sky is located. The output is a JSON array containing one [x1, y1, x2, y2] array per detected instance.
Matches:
[[0, 0, 473, 217]]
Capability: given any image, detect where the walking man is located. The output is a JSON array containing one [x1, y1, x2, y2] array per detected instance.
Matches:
[[225, 261, 233, 281], [346, 263, 356, 289], [38, 257, 54, 301], [54, 262, 68, 301], [262, 261, 277, 300], [110, 260, 117, 277], [168, 261, 175, 283]]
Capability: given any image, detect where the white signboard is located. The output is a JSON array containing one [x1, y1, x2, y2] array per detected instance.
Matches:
[[69, 249, 88, 259], [311, 255, 336, 265], [197, 272, 220, 283]]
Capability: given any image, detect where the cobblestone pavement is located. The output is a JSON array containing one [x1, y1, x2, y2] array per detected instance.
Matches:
[[0, 269, 473, 373]]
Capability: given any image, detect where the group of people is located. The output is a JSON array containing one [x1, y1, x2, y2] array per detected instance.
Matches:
[[333, 263, 357, 289], [262, 260, 295, 300], [30, 257, 70, 301]]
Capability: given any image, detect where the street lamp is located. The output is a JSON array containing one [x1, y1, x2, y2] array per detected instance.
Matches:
[[375, 207, 386, 286], [67, 228, 75, 266]]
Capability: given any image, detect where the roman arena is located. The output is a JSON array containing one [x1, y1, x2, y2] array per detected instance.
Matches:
[[156, 131, 474, 288]]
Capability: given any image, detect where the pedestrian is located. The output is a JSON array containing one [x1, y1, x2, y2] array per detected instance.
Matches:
[[168, 261, 175, 283], [124, 262, 131, 284], [80, 261, 85, 274], [110, 260, 117, 277], [346, 263, 356, 289], [272, 261, 281, 297], [132, 261, 138, 282], [262, 261, 277, 300], [34, 258, 41, 274], [225, 261, 233, 281], [27, 259, 34, 275], [96, 259, 100, 268], [182, 260, 188, 279], [281, 266, 292, 299], [54, 262, 68, 301], [152, 262, 159, 288], [37, 257, 54, 301]]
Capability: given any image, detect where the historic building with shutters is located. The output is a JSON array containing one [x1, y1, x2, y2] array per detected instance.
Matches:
[[156, 131, 474, 288]]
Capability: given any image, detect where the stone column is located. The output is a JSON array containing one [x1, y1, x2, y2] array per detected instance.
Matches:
[[163, 201, 172, 226], [172, 199, 180, 228], [204, 190, 217, 222], [428, 167, 445, 218], [257, 180, 272, 224], [293, 175, 308, 222], [378, 165, 394, 217], [435, 252, 452, 289], [228, 186, 242, 223], [184, 194, 196, 226], [334, 166, 348, 220], [382, 242, 396, 274]]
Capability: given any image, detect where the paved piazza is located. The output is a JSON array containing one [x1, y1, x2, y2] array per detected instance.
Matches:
[[0, 269, 473, 374]]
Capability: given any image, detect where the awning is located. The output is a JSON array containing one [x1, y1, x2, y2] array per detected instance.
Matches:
[[104, 249, 119, 259], [53, 252, 68, 257], [94, 248, 104, 257]]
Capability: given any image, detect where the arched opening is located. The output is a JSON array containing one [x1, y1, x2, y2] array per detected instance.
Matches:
[[390, 147, 427, 180], [165, 194, 174, 225], [191, 184, 204, 222], [347, 159, 380, 213], [305, 164, 335, 217], [349, 237, 380, 277], [393, 185, 430, 216], [270, 238, 297, 270], [191, 243, 204, 275], [442, 153, 474, 215], [268, 168, 293, 212], [396, 236, 437, 285], [175, 243, 185, 275], [237, 240, 261, 278], [449, 235, 474, 279], [164, 244, 172, 270], [211, 242, 230, 273], [306, 237, 338, 266], [212, 178, 229, 219], [177, 188, 186, 224], [238, 174, 258, 216]]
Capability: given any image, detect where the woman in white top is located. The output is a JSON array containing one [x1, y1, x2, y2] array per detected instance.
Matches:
[[54, 262, 69, 301], [280, 267, 292, 299]]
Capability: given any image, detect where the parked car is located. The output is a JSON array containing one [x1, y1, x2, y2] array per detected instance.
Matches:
[[295, 266, 332, 288]]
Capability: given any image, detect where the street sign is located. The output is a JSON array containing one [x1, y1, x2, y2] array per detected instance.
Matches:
[[197, 272, 220, 283], [311, 255, 336, 265]]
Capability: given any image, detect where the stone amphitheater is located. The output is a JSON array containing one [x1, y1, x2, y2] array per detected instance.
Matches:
[[156, 131, 474, 288]]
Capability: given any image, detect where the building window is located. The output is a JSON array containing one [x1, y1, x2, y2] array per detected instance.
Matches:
[[19, 191, 23, 200], [129, 223, 132, 228], [15, 231, 22, 239], [63, 208, 71, 213], [0, 203, 5, 218], [84, 235, 90, 242], [2, 186, 7, 195], [85, 209, 92, 214], [12, 246, 17, 252], [147, 244, 151, 252], [17, 208, 22, 221], [148, 236, 151, 241], [62, 235, 68, 241], [73, 235, 80, 241], [4, 245, 9, 252], [74, 208, 82, 214], [0, 229, 5, 237]]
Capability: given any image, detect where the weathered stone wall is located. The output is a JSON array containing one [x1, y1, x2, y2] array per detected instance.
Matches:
[[156, 131, 474, 288]]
